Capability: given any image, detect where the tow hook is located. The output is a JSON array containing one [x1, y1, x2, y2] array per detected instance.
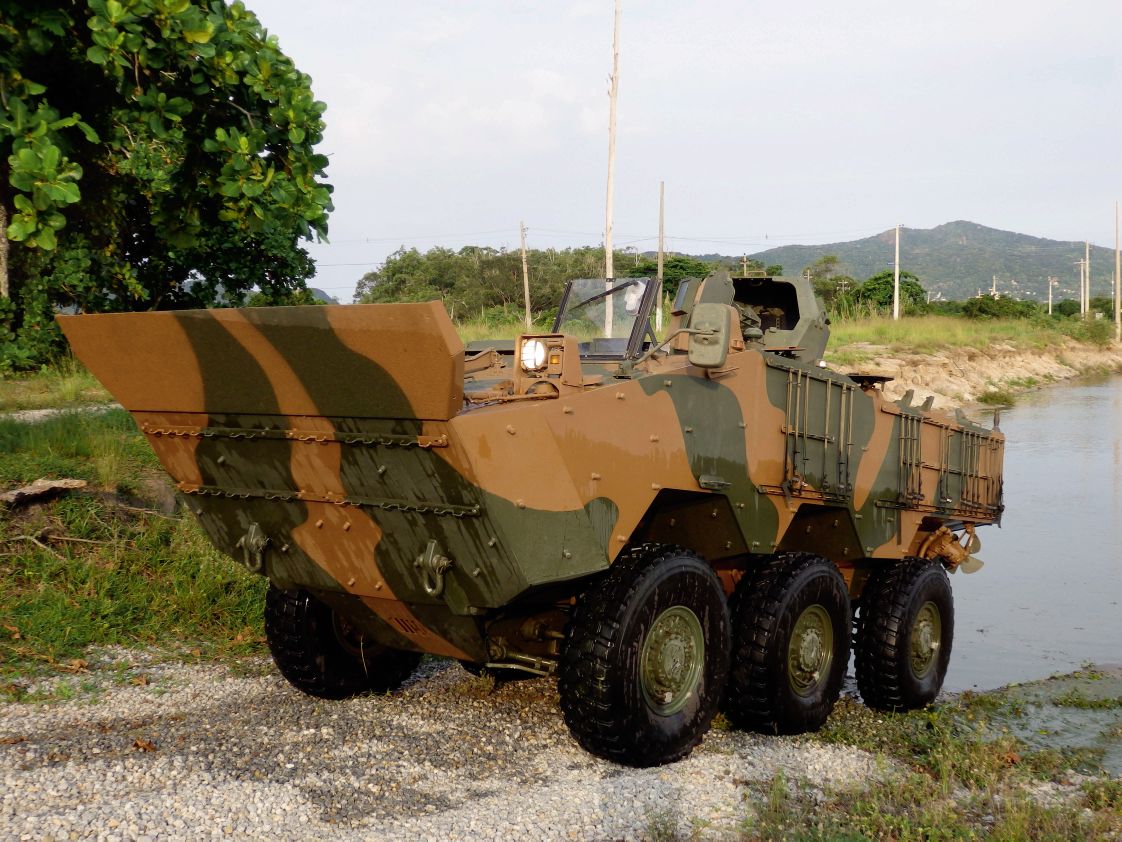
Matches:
[[235, 522, 270, 573], [415, 540, 454, 597]]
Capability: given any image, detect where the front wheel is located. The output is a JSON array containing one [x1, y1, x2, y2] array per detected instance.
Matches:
[[724, 553, 850, 735], [855, 558, 954, 711], [558, 544, 731, 767], [264, 585, 421, 700]]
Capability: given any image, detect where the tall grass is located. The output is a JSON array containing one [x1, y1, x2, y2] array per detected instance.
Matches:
[[0, 355, 110, 413], [0, 411, 264, 671], [0, 409, 156, 492], [827, 314, 1086, 354]]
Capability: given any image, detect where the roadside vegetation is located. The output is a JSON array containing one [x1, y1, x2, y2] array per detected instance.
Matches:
[[0, 410, 264, 679]]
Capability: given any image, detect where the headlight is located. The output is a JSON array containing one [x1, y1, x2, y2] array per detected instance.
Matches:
[[520, 338, 547, 372]]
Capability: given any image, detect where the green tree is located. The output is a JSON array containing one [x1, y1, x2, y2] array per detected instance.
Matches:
[[855, 270, 927, 314], [1, 0, 333, 367], [765, 264, 783, 277], [961, 295, 1039, 320], [622, 254, 715, 284]]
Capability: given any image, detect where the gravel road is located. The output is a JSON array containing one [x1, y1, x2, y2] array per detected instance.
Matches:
[[1, 651, 884, 841]]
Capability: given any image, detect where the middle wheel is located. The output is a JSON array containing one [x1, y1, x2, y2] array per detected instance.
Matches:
[[724, 553, 850, 735], [558, 544, 731, 767]]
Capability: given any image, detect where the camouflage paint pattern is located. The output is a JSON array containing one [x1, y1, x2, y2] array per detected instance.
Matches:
[[57, 275, 1003, 667]]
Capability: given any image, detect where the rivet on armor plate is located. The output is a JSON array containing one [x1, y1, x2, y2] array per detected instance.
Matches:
[[315, 519, 324, 529], [649, 434, 659, 442], [736, 502, 745, 509], [562, 550, 572, 559], [346, 577, 356, 587], [377, 465, 387, 475], [752, 541, 760, 547], [375, 581, 383, 590], [616, 535, 627, 543], [738, 421, 746, 429], [487, 537, 497, 547], [216, 455, 226, 465], [806, 525, 812, 533], [663, 380, 672, 387], [684, 426, 694, 433], [590, 472, 602, 480], [725, 541, 733, 549], [516, 499, 526, 509], [343, 522, 351, 532], [472, 568, 482, 577], [651, 483, 661, 490], [616, 392, 625, 400], [280, 544, 289, 553], [506, 425, 516, 435], [711, 509, 719, 518], [563, 406, 574, 414]]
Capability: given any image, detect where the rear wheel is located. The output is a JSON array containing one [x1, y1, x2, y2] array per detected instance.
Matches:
[[558, 544, 730, 767], [264, 585, 421, 700], [855, 558, 953, 711], [725, 553, 850, 734]]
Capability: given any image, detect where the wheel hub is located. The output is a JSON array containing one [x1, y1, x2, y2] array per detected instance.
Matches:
[[910, 601, 941, 678], [640, 606, 705, 715], [788, 604, 834, 697]]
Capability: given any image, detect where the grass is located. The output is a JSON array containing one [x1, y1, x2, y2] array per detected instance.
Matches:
[[0, 410, 266, 675], [732, 694, 1122, 839], [0, 355, 111, 413]]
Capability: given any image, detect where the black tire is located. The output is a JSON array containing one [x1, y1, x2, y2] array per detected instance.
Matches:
[[558, 544, 731, 767], [264, 585, 421, 700], [725, 553, 850, 735], [855, 558, 953, 712]]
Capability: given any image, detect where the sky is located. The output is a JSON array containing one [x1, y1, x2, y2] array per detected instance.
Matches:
[[253, 1, 1122, 302]]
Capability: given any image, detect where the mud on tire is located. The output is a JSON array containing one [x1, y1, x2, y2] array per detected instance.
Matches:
[[724, 552, 850, 735], [558, 544, 731, 767], [264, 585, 421, 700], [855, 557, 953, 712]]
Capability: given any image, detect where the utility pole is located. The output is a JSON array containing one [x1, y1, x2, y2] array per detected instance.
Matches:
[[1115, 201, 1120, 342], [892, 223, 901, 320], [656, 180, 665, 331], [1076, 259, 1086, 315], [1085, 241, 1091, 316], [603, 0, 621, 336], [519, 221, 532, 330], [1047, 276, 1057, 315], [991, 274, 998, 298], [740, 255, 748, 276]]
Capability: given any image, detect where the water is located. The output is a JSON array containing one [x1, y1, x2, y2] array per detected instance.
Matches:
[[946, 376, 1122, 691]]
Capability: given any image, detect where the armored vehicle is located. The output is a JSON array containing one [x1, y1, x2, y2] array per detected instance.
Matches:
[[59, 271, 1004, 767]]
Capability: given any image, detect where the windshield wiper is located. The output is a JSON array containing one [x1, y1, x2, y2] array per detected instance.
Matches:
[[566, 280, 638, 313]]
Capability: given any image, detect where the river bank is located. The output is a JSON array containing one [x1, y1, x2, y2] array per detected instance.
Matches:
[[830, 338, 1122, 410]]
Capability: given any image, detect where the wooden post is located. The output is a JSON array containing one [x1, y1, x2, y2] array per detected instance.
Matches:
[[656, 180, 665, 331], [603, 0, 621, 337], [1085, 241, 1091, 316], [892, 223, 901, 319], [519, 221, 532, 330], [1115, 202, 1120, 342]]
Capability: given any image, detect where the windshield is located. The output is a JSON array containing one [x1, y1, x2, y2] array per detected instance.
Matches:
[[552, 277, 652, 358]]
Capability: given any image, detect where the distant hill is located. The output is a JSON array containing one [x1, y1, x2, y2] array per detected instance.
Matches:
[[741, 221, 1116, 301]]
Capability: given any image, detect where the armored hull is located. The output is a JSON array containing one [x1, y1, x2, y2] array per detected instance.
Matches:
[[59, 271, 1004, 766]]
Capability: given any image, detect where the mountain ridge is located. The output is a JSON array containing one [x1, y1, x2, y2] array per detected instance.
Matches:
[[726, 221, 1117, 301]]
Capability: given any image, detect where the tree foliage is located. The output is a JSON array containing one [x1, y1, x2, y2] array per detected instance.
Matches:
[[960, 295, 1039, 320], [854, 269, 927, 314], [0, 0, 332, 368], [354, 247, 719, 323]]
